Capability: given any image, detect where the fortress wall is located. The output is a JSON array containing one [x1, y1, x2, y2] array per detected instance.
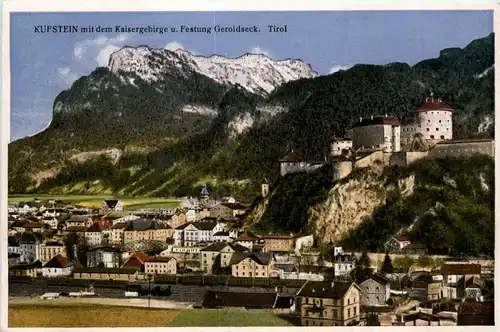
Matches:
[[428, 140, 494, 159], [355, 150, 384, 168]]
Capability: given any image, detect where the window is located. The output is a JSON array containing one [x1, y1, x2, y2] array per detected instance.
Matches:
[[354, 307, 357, 315], [333, 310, 337, 318], [375, 286, 379, 292], [348, 308, 351, 318], [439, 120, 441, 123], [348, 299, 350, 305], [426, 128, 430, 131], [436, 128, 439, 131], [430, 135, 434, 139], [440, 135, 445, 139]]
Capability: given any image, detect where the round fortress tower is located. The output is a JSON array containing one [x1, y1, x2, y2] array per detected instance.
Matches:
[[411, 96, 453, 141]]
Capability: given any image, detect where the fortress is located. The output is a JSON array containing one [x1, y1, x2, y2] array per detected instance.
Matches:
[[280, 96, 494, 179]]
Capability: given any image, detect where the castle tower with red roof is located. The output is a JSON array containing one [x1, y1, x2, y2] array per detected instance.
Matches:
[[401, 94, 453, 146]]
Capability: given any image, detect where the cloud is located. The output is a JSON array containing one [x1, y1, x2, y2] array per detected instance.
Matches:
[[250, 46, 272, 58], [96, 45, 121, 67], [73, 33, 131, 67], [57, 66, 79, 86], [329, 65, 352, 74], [165, 41, 185, 51]]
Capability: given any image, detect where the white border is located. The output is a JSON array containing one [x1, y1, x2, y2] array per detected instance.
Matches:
[[1, 1, 499, 332]]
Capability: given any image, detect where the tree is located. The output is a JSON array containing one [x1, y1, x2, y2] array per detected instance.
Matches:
[[416, 255, 432, 268], [393, 255, 415, 272], [351, 251, 372, 283], [381, 252, 394, 274]]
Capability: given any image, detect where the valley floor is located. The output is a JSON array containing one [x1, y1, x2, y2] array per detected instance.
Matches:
[[8, 298, 296, 327]]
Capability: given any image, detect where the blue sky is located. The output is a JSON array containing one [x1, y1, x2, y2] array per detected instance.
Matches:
[[10, 10, 493, 141]]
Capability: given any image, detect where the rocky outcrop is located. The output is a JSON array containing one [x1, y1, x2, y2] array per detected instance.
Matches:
[[309, 169, 415, 244]]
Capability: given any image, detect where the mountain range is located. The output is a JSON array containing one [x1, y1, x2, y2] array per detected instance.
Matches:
[[9, 33, 494, 198]]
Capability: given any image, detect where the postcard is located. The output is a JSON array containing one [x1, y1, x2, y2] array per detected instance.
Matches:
[[1, 0, 497, 330]]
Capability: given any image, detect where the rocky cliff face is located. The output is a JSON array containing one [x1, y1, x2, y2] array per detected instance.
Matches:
[[309, 169, 415, 244]]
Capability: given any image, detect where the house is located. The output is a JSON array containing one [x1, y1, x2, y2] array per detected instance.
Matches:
[[86, 246, 122, 268], [427, 282, 443, 301], [402, 243, 428, 255], [73, 267, 139, 281], [8, 235, 21, 255], [463, 276, 484, 300], [279, 150, 325, 176], [11, 220, 27, 233], [334, 254, 356, 278], [121, 251, 151, 271], [109, 222, 128, 245], [19, 232, 43, 263], [66, 215, 93, 228], [200, 242, 248, 274], [262, 235, 294, 253], [9, 261, 42, 277], [123, 218, 173, 244], [174, 221, 219, 246], [42, 254, 74, 277], [41, 216, 59, 229], [235, 233, 259, 250], [85, 222, 110, 246], [22, 221, 43, 233], [297, 280, 361, 326], [212, 231, 230, 243], [384, 236, 411, 252], [171, 210, 187, 229], [359, 273, 390, 307], [441, 263, 481, 299], [40, 242, 65, 264], [210, 202, 247, 220], [144, 257, 177, 275], [8, 252, 21, 266], [101, 199, 124, 212], [230, 252, 275, 278]]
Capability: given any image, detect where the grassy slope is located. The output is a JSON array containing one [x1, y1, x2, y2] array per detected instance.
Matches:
[[165, 309, 297, 327], [8, 303, 178, 327], [9, 194, 181, 210]]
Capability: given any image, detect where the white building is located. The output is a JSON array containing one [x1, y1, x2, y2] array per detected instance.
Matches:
[[351, 115, 401, 152], [401, 96, 453, 146], [42, 254, 74, 277], [330, 138, 353, 157], [85, 222, 106, 246], [279, 151, 324, 176], [334, 254, 356, 278], [19, 232, 42, 263]]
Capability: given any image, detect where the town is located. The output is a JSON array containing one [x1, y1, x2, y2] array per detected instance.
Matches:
[[7, 96, 495, 327]]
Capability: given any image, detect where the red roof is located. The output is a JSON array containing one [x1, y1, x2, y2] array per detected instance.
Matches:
[[441, 264, 481, 275], [121, 251, 151, 269], [352, 116, 400, 128], [279, 151, 303, 162], [23, 221, 42, 228], [395, 236, 410, 242], [236, 234, 258, 242], [416, 98, 453, 112]]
